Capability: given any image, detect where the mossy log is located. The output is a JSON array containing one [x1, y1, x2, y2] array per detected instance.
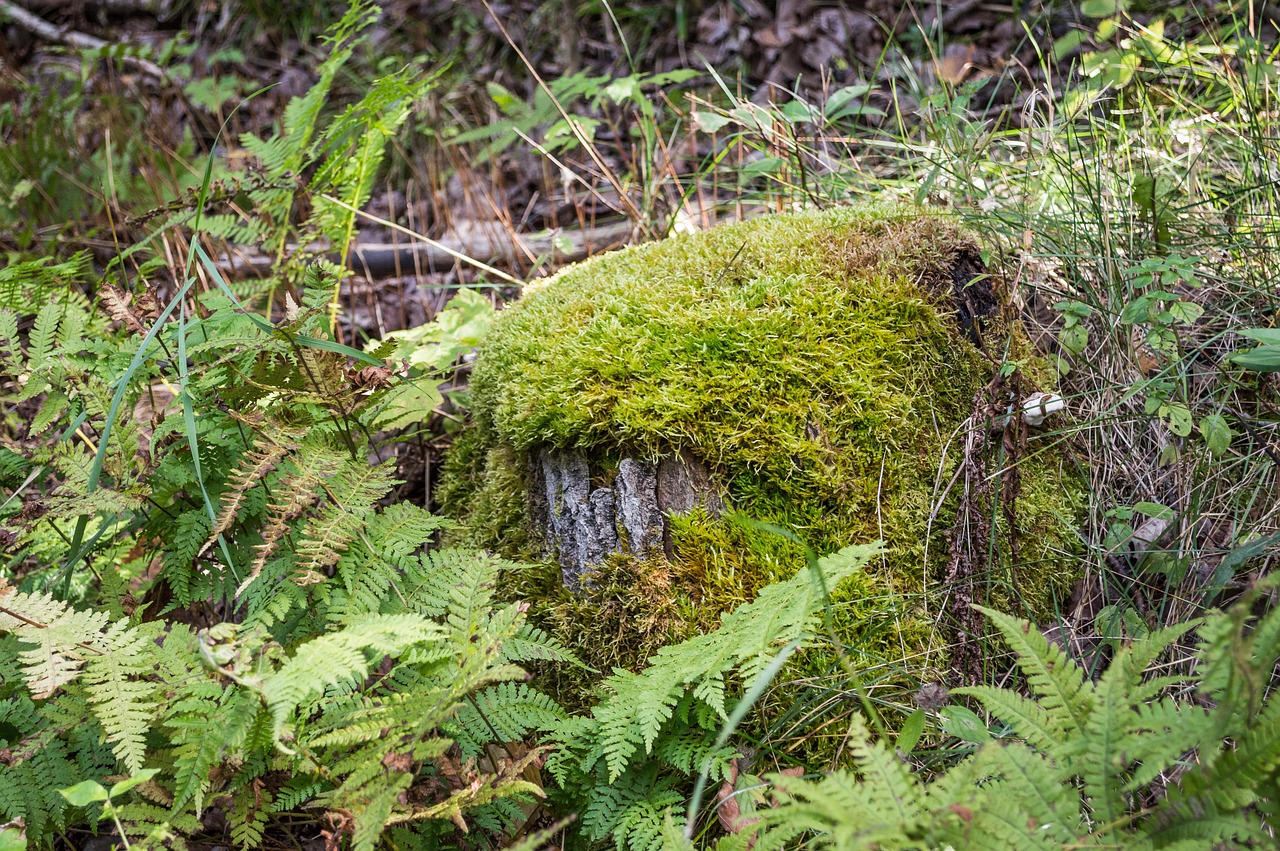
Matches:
[[441, 206, 1083, 679]]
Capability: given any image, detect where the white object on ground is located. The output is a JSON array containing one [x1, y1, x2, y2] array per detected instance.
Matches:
[[1021, 392, 1066, 426]]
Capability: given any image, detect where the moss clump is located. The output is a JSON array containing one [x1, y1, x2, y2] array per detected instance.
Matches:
[[447, 205, 1083, 694]]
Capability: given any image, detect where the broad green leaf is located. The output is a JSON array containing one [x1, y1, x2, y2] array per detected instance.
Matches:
[[1199, 414, 1232, 457], [1119, 295, 1151, 324], [644, 69, 701, 87], [825, 84, 871, 115], [1240, 328, 1280, 345], [372, 380, 444, 431], [59, 780, 109, 807], [485, 81, 522, 115], [1167, 301, 1203, 325], [1053, 29, 1089, 60], [1134, 501, 1173, 520], [109, 768, 161, 799], [740, 156, 784, 178], [1230, 345, 1280, 372], [779, 99, 817, 124], [1164, 402, 1194, 436], [692, 111, 732, 133], [603, 76, 641, 105], [897, 709, 926, 754], [1060, 324, 1088, 354], [943, 705, 991, 744], [0, 825, 25, 851], [1054, 300, 1093, 319]]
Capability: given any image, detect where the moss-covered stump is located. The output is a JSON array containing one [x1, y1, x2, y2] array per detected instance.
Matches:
[[442, 206, 1083, 690]]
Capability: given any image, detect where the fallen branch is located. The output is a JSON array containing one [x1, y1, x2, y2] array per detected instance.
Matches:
[[0, 0, 167, 80], [227, 220, 639, 282], [30, 0, 167, 11]]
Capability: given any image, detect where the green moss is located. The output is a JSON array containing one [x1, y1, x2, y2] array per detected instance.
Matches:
[[447, 205, 1084, 703]]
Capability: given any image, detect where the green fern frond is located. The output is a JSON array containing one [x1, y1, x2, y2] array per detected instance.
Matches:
[[295, 502, 363, 577], [0, 309, 21, 372], [1182, 693, 1280, 813], [948, 803, 1059, 851], [974, 605, 1093, 738], [966, 742, 1078, 842], [0, 253, 89, 313], [364, 502, 447, 568], [398, 547, 491, 618], [163, 510, 212, 605], [1123, 698, 1213, 790], [81, 619, 159, 773], [844, 712, 924, 824], [6, 593, 108, 698], [329, 556, 399, 621], [0, 586, 159, 773], [500, 623, 586, 668], [295, 461, 397, 576], [26, 301, 64, 371], [260, 613, 445, 740], [1140, 810, 1272, 847], [454, 682, 565, 755], [567, 543, 878, 783], [167, 684, 261, 814], [651, 729, 734, 779], [347, 774, 414, 851], [612, 792, 684, 851], [241, 558, 306, 628], [443, 555, 507, 642], [0, 698, 88, 843], [192, 213, 266, 246], [953, 684, 1065, 752], [580, 766, 662, 842], [751, 768, 913, 849], [229, 783, 272, 850], [270, 777, 329, 814]]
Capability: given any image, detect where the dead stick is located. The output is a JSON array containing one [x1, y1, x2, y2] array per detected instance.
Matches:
[[0, 0, 167, 80], [228, 220, 639, 281]]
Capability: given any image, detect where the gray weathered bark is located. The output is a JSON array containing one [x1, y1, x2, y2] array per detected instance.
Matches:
[[529, 448, 724, 588]]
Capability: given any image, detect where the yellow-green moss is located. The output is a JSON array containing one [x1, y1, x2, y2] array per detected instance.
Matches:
[[444, 205, 1084, 699]]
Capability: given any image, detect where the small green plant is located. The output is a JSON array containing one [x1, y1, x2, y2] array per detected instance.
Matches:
[[370, 287, 496, 430], [59, 771, 164, 851], [163, 0, 440, 322], [546, 543, 879, 850], [0, 269, 572, 848], [1231, 328, 1280, 372], [729, 576, 1280, 849]]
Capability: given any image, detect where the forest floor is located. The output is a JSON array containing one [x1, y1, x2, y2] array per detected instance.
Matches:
[[2, 0, 1280, 848]]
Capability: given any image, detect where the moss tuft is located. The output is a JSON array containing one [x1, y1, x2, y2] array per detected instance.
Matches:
[[444, 205, 1084, 701]]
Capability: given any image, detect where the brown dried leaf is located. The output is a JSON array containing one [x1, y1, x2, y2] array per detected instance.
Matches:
[[100, 285, 149, 335]]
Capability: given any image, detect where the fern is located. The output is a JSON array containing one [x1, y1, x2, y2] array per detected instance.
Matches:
[[0, 253, 90, 312], [454, 682, 566, 756], [0, 695, 98, 842], [259, 613, 444, 740], [80, 619, 160, 773], [975, 606, 1094, 741], [558, 543, 877, 783], [613, 790, 685, 851], [733, 578, 1280, 850], [203, 443, 294, 551], [546, 544, 878, 844], [0, 5, 554, 848], [293, 461, 397, 578], [0, 583, 159, 772]]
